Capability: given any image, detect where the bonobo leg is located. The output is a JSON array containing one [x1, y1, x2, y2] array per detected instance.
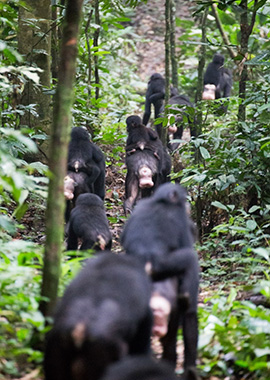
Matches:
[[129, 309, 153, 355], [183, 311, 198, 369], [86, 164, 100, 184], [160, 306, 181, 365], [124, 173, 139, 214], [67, 223, 79, 251], [93, 169, 105, 200]]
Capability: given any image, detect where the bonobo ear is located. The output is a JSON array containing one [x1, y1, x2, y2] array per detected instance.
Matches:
[[168, 187, 187, 204]]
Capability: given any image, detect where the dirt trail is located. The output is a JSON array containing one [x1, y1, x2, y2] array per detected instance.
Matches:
[[129, 2, 195, 373], [134, 0, 193, 81]]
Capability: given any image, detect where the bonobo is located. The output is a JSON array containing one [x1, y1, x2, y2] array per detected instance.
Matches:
[[160, 94, 195, 150], [64, 171, 91, 223], [44, 252, 153, 380], [65, 127, 105, 221], [67, 193, 112, 251], [126, 115, 159, 152], [203, 53, 232, 108], [101, 356, 179, 380], [124, 115, 171, 214], [143, 73, 165, 126], [121, 183, 199, 379]]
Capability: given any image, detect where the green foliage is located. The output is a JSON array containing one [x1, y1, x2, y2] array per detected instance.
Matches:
[[199, 288, 270, 379], [0, 127, 48, 239], [0, 241, 45, 376], [73, 2, 144, 134]]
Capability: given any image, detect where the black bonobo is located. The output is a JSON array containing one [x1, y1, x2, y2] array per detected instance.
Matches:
[[121, 183, 199, 380], [203, 53, 232, 112], [101, 356, 179, 380], [67, 193, 112, 251], [65, 127, 105, 221], [44, 252, 153, 380], [143, 73, 165, 126], [124, 115, 171, 214], [160, 94, 195, 150]]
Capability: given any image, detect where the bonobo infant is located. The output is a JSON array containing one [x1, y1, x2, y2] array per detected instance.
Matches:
[[121, 183, 199, 380], [44, 253, 153, 380], [67, 193, 112, 251], [124, 115, 171, 214]]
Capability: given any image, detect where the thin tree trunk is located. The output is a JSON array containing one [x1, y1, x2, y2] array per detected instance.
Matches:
[[211, 2, 237, 59], [170, 0, 178, 91], [162, 0, 171, 146], [40, 0, 83, 318], [195, 8, 208, 133], [238, 0, 257, 122], [194, 8, 208, 239], [238, 0, 248, 122], [51, 3, 59, 82], [94, 0, 100, 102], [85, 9, 94, 135], [18, 0, 52, 161]]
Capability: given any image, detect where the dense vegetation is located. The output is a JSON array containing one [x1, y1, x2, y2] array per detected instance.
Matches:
[[1, 0, 270, 379]]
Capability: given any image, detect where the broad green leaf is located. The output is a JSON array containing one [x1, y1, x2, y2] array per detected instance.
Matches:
[[253, 248, 270, 262], [246, 219, 257, 231], [211, 201, 228, 211], [199, 146, 210, 159]]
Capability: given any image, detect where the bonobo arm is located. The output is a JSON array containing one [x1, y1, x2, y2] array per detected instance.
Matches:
[[143, 97, 151, 125], [85, 162, 101, 183], [148, 128, 158, 140], [223, 73, 232, 97], [92, 145, 104, 164], [149, 91, 165, 103], [67, 223, 78, 251], [150, 248, 198, 281]]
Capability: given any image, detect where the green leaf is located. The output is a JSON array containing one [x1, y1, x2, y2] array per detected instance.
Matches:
[[249, 205, 261, 213], [254, 348, 270, 357], [246, 219, 257, 231], [211, 201, 229, 212], [253, 248, 270, 262], [199, 146, 210, 159]]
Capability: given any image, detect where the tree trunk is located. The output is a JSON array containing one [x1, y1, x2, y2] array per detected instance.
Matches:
[[194, 8, 208, 239], [170, 0, 178, 91], [238, 0, 249, 122], [18, 0, 52, 161], [51, 3, 59, 82], [195, 8, 208, 135], [211, 2, 237, 59], [162, 0, 171, 146], [94, 0, 100, 102], [238, 0, 258, 122], [40, 0, 83, 318]]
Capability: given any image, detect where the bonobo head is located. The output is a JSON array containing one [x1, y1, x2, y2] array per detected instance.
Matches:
[[152, 183, 187, 205], [170, 86, 179, 97], [71, 127, 90, 141], [75, 193, 104, 208], [101, 356, 178, 380], [126, 115, 142, 131], [149, 73, 164, 82], [213, 53, 225, 66]]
